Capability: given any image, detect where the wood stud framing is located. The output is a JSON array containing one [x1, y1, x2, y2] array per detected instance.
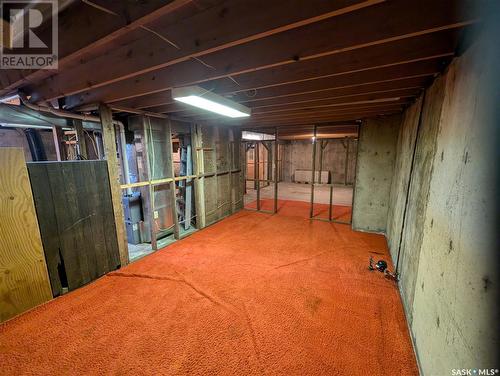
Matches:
[[99, 104, 129, 266]]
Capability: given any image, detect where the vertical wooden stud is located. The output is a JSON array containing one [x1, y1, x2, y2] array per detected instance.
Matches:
[[309, 125, 317, 219], [74, 119, 88, 159], [142, 116, 157, 250], [255, 141, 260, 211], [166, 119, 180, 239], [273, 127, 279, 214], [191, 123, 206, 229], [99, 104, 129, 266], [51, 125, 64, 161]]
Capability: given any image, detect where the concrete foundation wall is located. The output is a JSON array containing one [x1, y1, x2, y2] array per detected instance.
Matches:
[[386, 96, 423, 261], [281, 138, 357, 184], [352, 115, 400, 232], [397, 74, 446, 324], [385, 33, 499, 374]]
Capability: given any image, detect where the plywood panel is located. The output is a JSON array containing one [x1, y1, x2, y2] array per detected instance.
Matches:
[[0, 148, 52, 322]]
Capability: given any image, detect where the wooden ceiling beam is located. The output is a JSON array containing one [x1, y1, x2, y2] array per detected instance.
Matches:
[[238, 104, 406, 122], [250, 90, 419, 115], [57, 0, 476, 107], [28, 0, 378, 101], [165, 89, 417, 122], [163, 84, 423, 117], [143, 75, 428, 115], [0, 0, 194, 96], [241, 121, 360, 133], [251, 88, 420, 111], [174, 99, 410, 123], [236, 110, 402, 128], [112, 29, 459, 109], [143, 59, 441, 114]]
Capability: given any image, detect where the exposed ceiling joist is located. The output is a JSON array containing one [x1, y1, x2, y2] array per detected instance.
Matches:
[[0, 0, 194, 96], [171, 99, 411, 125], [237, 110, 402, 128], [112, 29, 458, 110], [42, 0, 476, 107], [28, 0, 380, 102]]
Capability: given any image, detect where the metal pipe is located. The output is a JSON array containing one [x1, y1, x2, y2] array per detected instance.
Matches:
[[19, 92, 131, 191], [18, 92, 121, 126]]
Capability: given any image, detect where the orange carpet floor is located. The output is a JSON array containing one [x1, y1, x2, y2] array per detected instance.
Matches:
[[0, 200, 417, 375]]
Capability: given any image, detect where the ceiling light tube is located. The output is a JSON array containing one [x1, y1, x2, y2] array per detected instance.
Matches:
[[172, 86, 251, 118]]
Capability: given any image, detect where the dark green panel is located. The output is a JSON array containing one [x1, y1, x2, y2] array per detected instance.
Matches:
[[26, 163, 62, 297], [27, 161, 120, 296]]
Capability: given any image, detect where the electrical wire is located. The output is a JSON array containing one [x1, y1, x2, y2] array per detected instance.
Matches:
[[84, 129, 99, 157], [81, 0, 181, 50]]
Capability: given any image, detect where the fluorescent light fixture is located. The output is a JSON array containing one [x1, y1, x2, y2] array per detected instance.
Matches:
[[242, 131, 275, 141], [172, 86, 251, 118]]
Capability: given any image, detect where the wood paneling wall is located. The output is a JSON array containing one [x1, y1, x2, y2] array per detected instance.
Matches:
[[0, 148, 52, 322]]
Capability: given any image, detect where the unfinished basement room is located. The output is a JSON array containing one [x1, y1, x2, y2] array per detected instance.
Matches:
[[0, 1, 498, 375]]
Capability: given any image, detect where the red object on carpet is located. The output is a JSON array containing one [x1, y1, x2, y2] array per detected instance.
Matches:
[[0, 201, 417, 375]]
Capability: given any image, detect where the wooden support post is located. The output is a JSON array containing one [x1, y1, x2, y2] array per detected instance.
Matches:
[[142, 116, 157, 250], [344, 137, 350, 186], [329, 185, 333, 221], [184, 144, 193, 230], [73, 119, 88, 159], [255, 141, 261, 211], [243, 142, 247, 195], [213, 126, 220, 219], [166, 119, 180, 239], [262, 141, 272, 187], [229, 129, 235, 214], [253, 144, 258, 191], [98, 104, 129, 266], [273, 128, 279, 214], [191, 123, 206, 229], [51, 125, 64, 161], [318, 140, 328, 184], [309, 125, 317, 219]]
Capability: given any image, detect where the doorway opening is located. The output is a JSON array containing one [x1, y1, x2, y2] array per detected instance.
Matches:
[[242, 126, 358, 223]]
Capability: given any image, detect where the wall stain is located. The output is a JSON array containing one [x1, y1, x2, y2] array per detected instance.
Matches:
[[482, 276, 491, 292]]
